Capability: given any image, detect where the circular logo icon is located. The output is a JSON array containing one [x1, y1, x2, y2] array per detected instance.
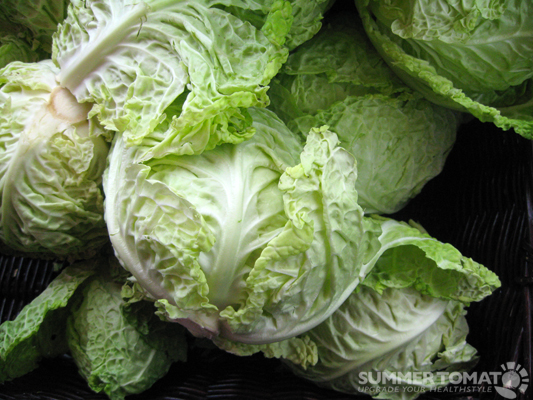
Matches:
[[494, 362, 529, 399]]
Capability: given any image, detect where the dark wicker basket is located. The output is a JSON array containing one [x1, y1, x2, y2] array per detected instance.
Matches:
[[1, 118, 531, 400]]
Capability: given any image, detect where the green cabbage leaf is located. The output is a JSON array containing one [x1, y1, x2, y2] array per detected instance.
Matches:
[[0, 261, 96, 383]]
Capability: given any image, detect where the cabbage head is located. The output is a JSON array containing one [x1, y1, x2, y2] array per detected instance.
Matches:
[[268, 12, 459, 214], [104, 107, 384, 344], [219, 217, 501, 399], [66, 259, 188, 400], [0, 60, 110, 258], [355, 0, 533, 139]]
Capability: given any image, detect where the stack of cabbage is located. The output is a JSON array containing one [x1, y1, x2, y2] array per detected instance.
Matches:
[[2, 0, 529, 398]]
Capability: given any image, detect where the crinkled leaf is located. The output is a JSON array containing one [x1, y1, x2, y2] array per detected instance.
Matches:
[[363, 216, 501, 303], [222, 0, 335, 51], [53, 0, 291, 155], [66, 267, 188, 400], [0, 261, 96, 382]]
